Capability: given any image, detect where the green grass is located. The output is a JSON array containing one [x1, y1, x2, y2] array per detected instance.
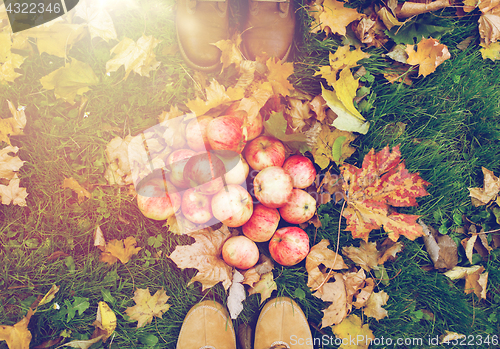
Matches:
[[1, 0, 500, 348]]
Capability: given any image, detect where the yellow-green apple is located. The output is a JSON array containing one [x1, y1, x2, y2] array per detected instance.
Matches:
[[137, 177, 181, 220], [282, 155, 317, 189], [244, 136, 286, 171], [186, 115, 213, 152], [222, 235, 259, 269], [207, 115, 247, 153], [253, 166, 293, 208], [242, 204, 280, 242], [279, 189, 316, 224], [211, 184, 253, 227], [167, 149, 197, 188], [221, 154, 249, 185], [181, 188, 213, 224], [183, 152, 225, 195], [269, 227, 310, 266]]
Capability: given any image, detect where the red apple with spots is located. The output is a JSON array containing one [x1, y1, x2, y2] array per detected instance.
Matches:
[[269, 227, 310, 266], [253, 166, 293, 208], [222, 235, 259, 269], [186, 115, 213, 152], [282, 155, 317, 189], [181, 188, 213, 224], [211, 184, 253, 227], [242, 204, 280, 242], [137, 177, 181, 220], [244, 136, 286, 171], [207, 115, 247, 153], [167, 149, 197, 188], [183, 151, 226, 195], [279, 189, 316, 224]]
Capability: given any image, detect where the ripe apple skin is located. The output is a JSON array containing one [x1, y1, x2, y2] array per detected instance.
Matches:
[[269, 227, 310, 266], [244, 136, 286, 171], [207, 115, 247, 153], [282, 155, 317, 189], [183, 152, 226, 195], [181, 188, 213, 224], [167, 149, 197, 188], [211, 184, 253, 227], [222, 154, 249, 185], [253, 166, 293, 208], [137, 178, 181, 220], [279, 189, 317, 224], [222, 235, 259, 269], [186, 115, 214, 152], [226, 101, 263, 141], [242, 204, 280, 242]]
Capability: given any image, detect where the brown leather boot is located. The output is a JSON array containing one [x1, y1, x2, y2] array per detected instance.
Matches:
[[176, 300, 237, 349], [240, 0, 295, 61], [176, 0, 229, 72], [254, 297, 313, 349]]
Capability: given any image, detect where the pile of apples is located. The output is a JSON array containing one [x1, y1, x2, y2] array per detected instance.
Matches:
[[137, 109, 318, 268]]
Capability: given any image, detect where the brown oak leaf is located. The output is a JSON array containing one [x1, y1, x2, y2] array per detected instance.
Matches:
[[341, 144, 430, 242], [125, 288, 170, 328], [169, 225, 233, 291], [468, 167, 500, 206]]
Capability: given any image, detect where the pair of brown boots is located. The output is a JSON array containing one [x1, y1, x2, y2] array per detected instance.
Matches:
[[176, 0, 295, 72], [177, 297, 313, 348]]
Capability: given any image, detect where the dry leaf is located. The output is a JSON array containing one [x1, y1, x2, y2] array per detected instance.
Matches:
[[341, 145, 430, 242], [440, 331, 466, 344], [377, 240, 403, 265], [395, 0, 450, 18], [352, 278, 375, 309], [74, 4, 118, 42], [312, 123, 356, 170], [464, 266, 488, 299], [104, 135, 134, 186], [169, 225, 233, 291], [363, 291, 389, 320], [406, 38, 451, 77], [313, 273, 348, 327], [0, 174, 28, 206], [227, 271, 246, 319], [306, 239, 347, 291], [468, 167, 500, 206], [315, 46, 370, 87], [420, 220, 458, 270], [164, 215, 197, 235], [186, 79, 245, 116], [342, 241, 379, 272], [480, 41, 500, 61], [23, 23, 86, 58], [343, 269, 367, 304], [57, 336, 104, 349], [478, 0, 500, 45], [125, 288, 170, 328], [444, 265, 482, 279], [92, 302, 116, 341], [287, 98, 313, 132], [0, 146, 24, 180], [0, 32, 27, 83], [38, 285, 60, 307], [331, 314, 374, 349], [332, 68, 363, 120], [314, 0, 364, 36], [309, 95, 327, 122], [61, 178, 91, 203], [213, 33, 243, 71], [265, 57, 294, 97], [40, 59, 99, 104], [0, 101, 27, 145], [248, 272, 277, 304], [106, 35, 161, 80], [100, 236, 142, 265], [0, 309, 33, 349]]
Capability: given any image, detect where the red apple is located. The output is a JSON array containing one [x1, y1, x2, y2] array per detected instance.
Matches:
[[181, 188, 213, 224], [183, 152, 226, 195], [211, 184, 253, 227], [207, 115, 247, 153], [269, 227, 310, 266], [282, 155, 317, 189], [246, 112, 263, 141], [222, 235, 259, 269], [221, 154, 249, 185], [253, 166, 293, 208], [242, 204, 280, 242], [244, 136, 286, 171], [186, 115, 213, 152], [137, 177, 181, 220], [167, 149, 197, 188], [279, 189, 316, 224]]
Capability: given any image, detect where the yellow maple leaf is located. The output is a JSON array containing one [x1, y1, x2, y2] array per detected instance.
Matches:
[[106, 35, 161, 80], [100, 236, 142, 265], [480, 42, 500, 60], [331, 314, 374, 349], [363, 291, 389, 320], [40, 59, 99, 104], [213, 33, 243, 71], [266, 57, 294, 97], [468, 167, 500, 206], [61, 177, 91, 203], [315, 46, 370, 87], [0, 146, 24, 180], [74, 4, 118, 43], [0, 174, 28, 206], [0, 32, 27, 84], [321, 85, 369, 134], [406, 38, 451, 77], [169, 225, 233, 291], [185, 79, 244, 116], [317, 0, 364, 36], [312, 126, 356, 169], [333, 68, 363, 119], [125, 288, 170, 328]]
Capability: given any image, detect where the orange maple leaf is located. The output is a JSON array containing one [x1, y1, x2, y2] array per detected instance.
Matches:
[[406, 38, 451, 77], [100, 236, 142, 265], [341, 145, 430, 242], [265, 57, 294, 97]]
